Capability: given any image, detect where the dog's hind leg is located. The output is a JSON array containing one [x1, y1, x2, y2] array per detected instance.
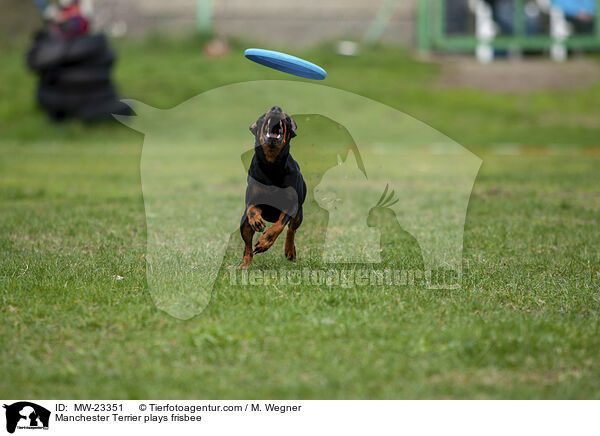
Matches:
[[238, 219, 255, 269], [284, 213, 302, 261]]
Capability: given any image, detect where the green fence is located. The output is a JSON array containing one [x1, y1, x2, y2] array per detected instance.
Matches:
[[417, 0, 600, 55]]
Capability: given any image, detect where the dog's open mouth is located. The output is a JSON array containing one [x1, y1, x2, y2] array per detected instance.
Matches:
[[265, 118, 283, 141]]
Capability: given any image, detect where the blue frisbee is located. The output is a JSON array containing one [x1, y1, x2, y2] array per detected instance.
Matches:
[[244, 48, 327, 80]]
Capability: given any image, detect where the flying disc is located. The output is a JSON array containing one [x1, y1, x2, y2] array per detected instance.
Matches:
[[244, 48, 327, 80]]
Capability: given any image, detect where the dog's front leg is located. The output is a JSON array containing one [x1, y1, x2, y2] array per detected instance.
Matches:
[[246, 205, 266, 232], [254, 212, 289, 254]]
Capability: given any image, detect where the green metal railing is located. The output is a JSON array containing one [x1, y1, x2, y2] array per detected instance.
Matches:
[[417, 0, 600, 54], [196, 0, 212, 34]]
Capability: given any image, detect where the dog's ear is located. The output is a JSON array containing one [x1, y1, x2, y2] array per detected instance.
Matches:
[[249, 114, 265, 137], [286, 114, 297, 139]]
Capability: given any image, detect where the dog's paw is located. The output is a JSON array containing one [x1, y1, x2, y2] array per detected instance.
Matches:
[[285, 244, 296, 261], [238, 256, 253, 269], [248, 214, 266, 232], [253, 233, 275, 254]]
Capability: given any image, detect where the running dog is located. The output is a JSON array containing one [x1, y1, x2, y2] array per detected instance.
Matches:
[[239, 105, 306, 268]]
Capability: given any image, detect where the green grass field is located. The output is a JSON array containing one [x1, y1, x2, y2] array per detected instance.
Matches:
[[1, 36, 599, 399]]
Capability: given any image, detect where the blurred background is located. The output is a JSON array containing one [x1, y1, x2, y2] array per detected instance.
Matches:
[[2, 0, 599, 127], [3, 0, 598, 51]]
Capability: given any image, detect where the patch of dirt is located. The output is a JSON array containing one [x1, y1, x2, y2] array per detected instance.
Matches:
[[439, 58, 600, 93]]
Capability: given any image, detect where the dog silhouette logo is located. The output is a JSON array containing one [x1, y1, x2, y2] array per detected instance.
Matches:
[[3, 402, 50, 434]]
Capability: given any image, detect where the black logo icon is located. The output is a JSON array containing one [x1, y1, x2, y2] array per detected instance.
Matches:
[[3, 402, 50, 434]]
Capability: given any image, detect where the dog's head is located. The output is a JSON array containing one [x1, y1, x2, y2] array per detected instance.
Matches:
[[250, 106, 297, 160]]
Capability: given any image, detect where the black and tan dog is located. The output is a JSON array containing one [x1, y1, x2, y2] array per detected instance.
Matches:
[[239, 106, 306, 269]]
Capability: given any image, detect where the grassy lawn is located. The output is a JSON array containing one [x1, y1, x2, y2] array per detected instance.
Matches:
[[1, 35, 599, 399]]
